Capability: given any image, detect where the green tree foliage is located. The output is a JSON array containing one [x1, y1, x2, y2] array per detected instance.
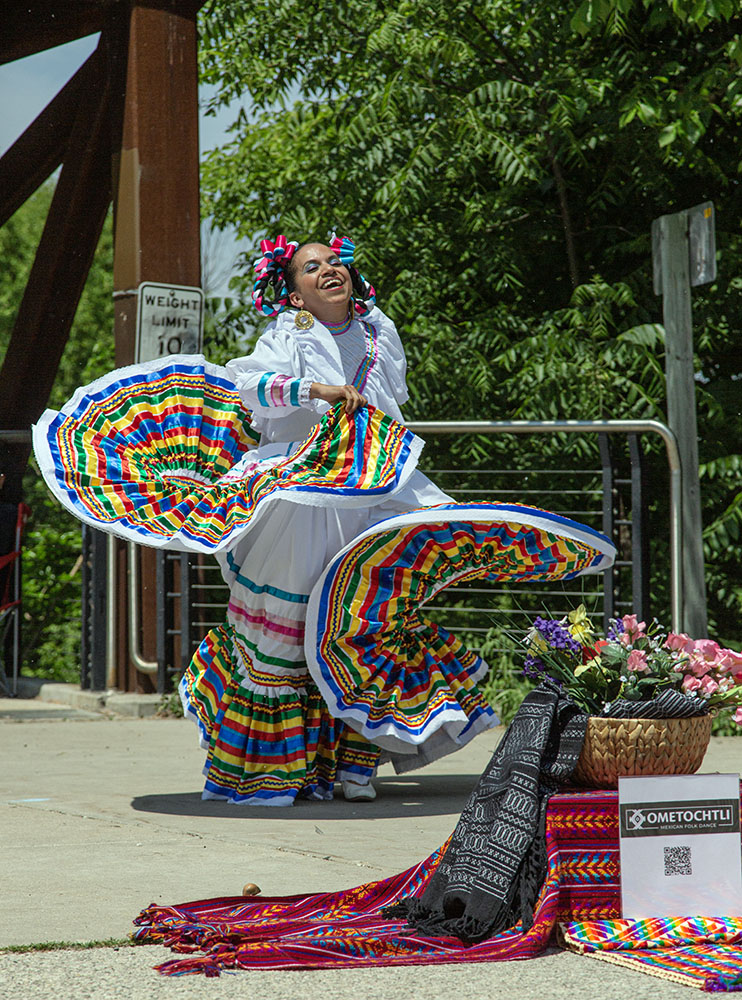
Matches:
[[199, 0, 742, 642], [0, 184, 114, 680]]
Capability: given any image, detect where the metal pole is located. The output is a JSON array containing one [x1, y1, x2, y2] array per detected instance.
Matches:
[[155, 550, 170, 694], [80, 524, 90, 690], [127, 542, 158, 675], [180, 552, 192, 670], [597, 434, 615, 630], [406, 419, 683, 633], [628, 434, 650, 622], [106, 534, 118, 688], [656, 210, 708, 635], [653, 203, 715, 633]]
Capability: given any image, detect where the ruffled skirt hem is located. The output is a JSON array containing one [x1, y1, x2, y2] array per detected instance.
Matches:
[[181, 624, 382, 806]]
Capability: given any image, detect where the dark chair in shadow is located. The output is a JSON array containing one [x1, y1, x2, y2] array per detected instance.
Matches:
[[0, 501, 30, 696]]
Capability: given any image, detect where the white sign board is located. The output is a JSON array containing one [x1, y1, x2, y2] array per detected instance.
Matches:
[[136, 282, 204, 363], [651, 201, 716, 295], [688, 201, 716, 288], [619, 773, 742, 919]]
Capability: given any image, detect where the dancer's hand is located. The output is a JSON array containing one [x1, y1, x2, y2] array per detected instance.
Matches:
[[310, 383, 367, 414]]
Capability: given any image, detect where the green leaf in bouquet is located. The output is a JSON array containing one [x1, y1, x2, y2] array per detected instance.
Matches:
[[599, 644, 627, 669]]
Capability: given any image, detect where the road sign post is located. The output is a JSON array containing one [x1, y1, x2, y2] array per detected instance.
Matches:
[[652, 202, 714, 636]]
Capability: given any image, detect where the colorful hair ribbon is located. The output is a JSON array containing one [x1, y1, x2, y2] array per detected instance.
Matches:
[[251, 235, 299, 317], [253, 235, 298, 276], [330, 232, 376, 317], [329, 233, 356, 267]]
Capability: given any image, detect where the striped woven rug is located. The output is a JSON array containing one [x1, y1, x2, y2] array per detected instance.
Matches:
[[560, 916, 742, 991], [131, 790, 620, 974]]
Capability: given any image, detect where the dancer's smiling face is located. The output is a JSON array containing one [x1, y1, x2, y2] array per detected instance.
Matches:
[[287, 243, 352, 321]]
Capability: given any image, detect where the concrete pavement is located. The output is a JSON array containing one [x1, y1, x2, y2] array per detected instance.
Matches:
[[0, 690, 740, 998]]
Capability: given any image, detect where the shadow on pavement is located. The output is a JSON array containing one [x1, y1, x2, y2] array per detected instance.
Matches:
[[131, 772, 479, 820]]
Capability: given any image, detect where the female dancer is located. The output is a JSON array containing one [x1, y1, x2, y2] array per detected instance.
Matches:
[[179, 235, 612, 805], [182, 235, 495, 805], [34, 234, 615, 807]]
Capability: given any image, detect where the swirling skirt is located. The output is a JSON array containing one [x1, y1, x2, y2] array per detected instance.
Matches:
[[181, 475, 614, 806], [33, 357, 615, 806]]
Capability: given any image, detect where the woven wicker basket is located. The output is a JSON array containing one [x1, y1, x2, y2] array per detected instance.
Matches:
[[572, 714, 713, 789]]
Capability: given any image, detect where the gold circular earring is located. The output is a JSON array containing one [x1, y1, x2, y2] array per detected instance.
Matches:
[[294, 309, 314, 330]]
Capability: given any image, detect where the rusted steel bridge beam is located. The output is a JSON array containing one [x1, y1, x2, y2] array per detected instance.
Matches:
[[0, 51, 103, 228], [113, 1, 201, 365], [0, 53, 112, 501]]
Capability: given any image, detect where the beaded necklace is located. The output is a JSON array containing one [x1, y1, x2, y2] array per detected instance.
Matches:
[[325, 312, 352, 337]]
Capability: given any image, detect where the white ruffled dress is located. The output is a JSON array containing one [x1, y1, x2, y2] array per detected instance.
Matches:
[[180, 306, 502, 804]]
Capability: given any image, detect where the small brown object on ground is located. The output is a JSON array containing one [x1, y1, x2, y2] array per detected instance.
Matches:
[[242, 883, 261, 896]]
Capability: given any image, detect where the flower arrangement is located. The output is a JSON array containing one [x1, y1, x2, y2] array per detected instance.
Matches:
[[523, 606, 742, 725]]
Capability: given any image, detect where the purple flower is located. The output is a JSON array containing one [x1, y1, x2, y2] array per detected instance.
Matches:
[[522, 653, 562, 687], [533, 617, 581, 657], [522, 654, 545, 678], [606, 618, 625, 642]]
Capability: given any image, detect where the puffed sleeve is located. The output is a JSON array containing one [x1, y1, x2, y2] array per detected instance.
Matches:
[[369, 306, 409, 406], [226, 323, 315, 418]]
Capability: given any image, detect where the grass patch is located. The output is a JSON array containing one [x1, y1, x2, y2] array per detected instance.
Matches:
[[155, 674, 185, 718], [1, 937, 132, 954]]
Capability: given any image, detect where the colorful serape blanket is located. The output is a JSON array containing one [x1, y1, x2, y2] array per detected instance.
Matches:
[[133, 789, 622, 975], [134, 789, 742, 984], [559, 917, 742, 992]]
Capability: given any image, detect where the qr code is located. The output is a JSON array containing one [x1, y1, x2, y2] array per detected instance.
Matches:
[[664, 845, 692, 876]]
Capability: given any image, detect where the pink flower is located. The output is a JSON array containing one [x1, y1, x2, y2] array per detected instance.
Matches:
[[734, 707, 742, 727], [716, 648, 742, 675], [700, 675, 719, 697], [665, 632, 694, 654], [715, 652, 735, 675], [627, 649, 649, 673], [687, 654, 712, 678], [622, 614, 647, 640], [682, 675, 702, 693], [694, 639, 721, 664]]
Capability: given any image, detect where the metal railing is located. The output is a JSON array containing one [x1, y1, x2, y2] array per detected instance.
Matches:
[[136, 419, 675, 693], [408, 420, 680, 626], [74, 419, 680, 692], [0, 430, 32, 444]]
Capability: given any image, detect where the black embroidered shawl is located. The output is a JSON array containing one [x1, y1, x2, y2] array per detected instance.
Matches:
[[386, 682, 587, 942]]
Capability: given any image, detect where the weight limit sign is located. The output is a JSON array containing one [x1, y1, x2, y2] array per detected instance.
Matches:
[[136, 281, 204, 363]]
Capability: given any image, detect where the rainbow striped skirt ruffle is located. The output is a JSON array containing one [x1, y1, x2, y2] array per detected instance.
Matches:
[[32, 355, 421, 552], [306, 503, 615, 763]]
